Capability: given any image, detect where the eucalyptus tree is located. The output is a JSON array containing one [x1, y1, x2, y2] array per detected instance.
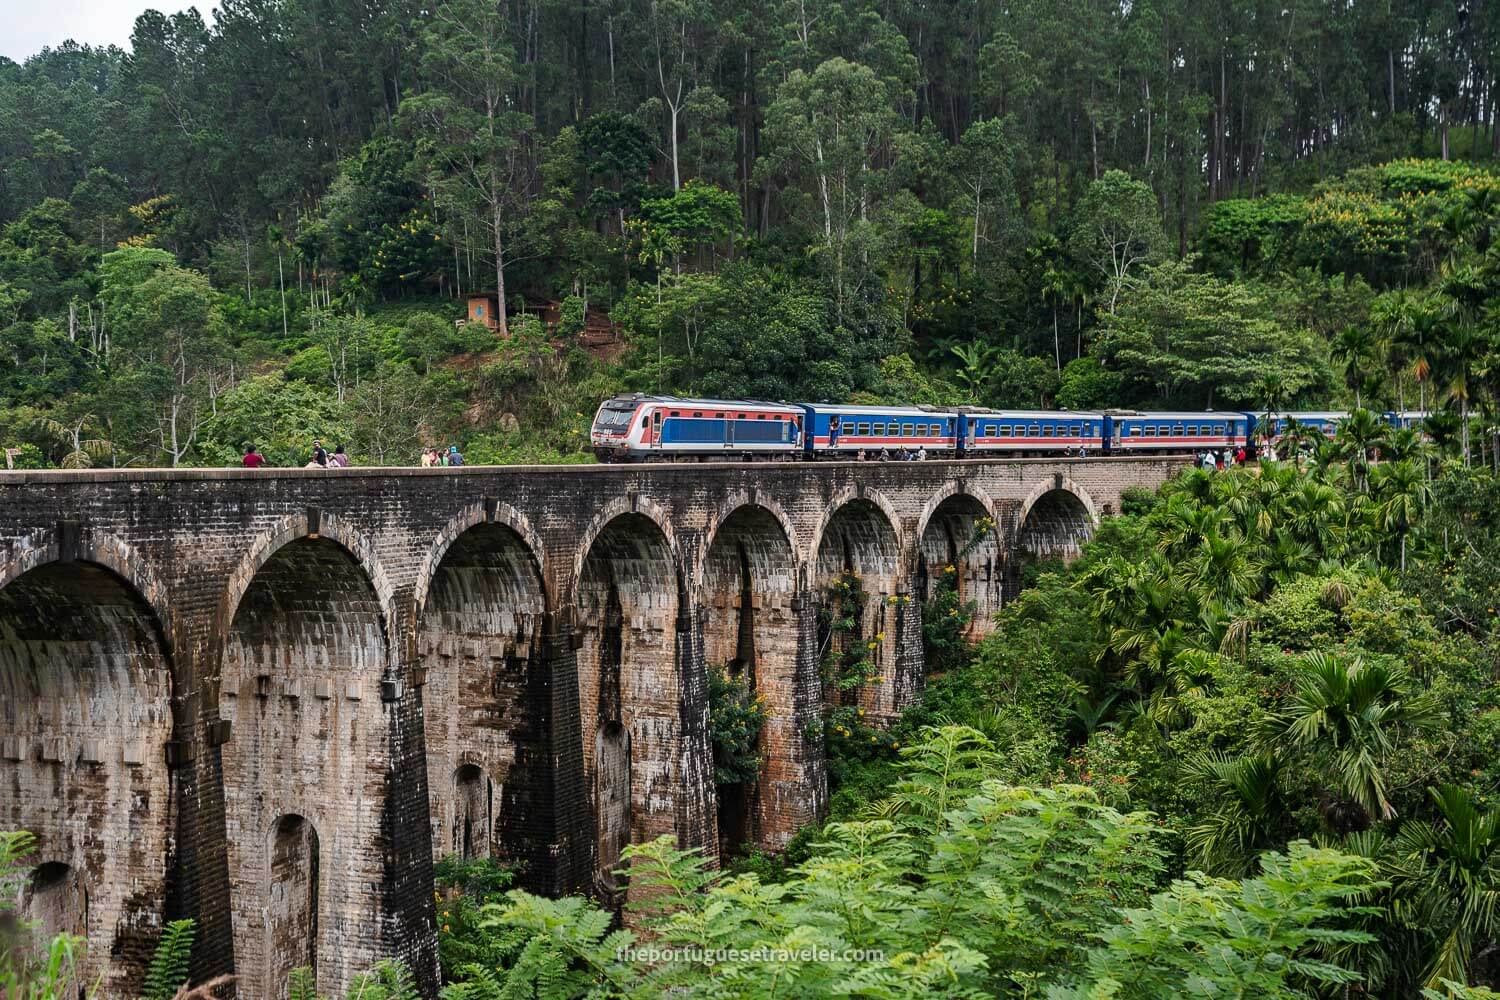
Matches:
[[403, 0, 536, 338]]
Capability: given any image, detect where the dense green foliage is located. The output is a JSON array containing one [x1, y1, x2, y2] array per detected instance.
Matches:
[[431, 729, 1379, 999], [7, 3, 1500, 465]]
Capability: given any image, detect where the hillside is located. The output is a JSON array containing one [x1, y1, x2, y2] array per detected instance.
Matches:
[[2, 1, 1500, 467]]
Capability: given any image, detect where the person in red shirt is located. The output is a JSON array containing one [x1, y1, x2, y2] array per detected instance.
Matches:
[[242, 444, 265, 468]]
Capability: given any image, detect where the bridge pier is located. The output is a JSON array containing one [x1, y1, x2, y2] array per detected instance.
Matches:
[[0, 456, 1181, 997]]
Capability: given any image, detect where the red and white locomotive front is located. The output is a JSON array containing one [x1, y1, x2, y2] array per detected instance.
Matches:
[[590, 396, 650, 461]]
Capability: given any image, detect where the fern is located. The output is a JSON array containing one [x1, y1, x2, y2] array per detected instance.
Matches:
[[140, 919, 195, 1000], [345, 960, 419, 1000], [287, 966, 324, 1000]]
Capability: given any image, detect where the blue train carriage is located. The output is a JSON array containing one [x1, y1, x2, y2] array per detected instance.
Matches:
[[1108, 411, 1253, 453], [799, 403, 958, 457], [958, 409, 1106, 454], [1385, 410, 1429, 432], [1251, 410, 1347, 440], [590, 394, 804, 461]]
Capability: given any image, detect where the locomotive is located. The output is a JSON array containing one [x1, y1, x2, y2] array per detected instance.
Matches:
[[589, 394, 1425, 463]]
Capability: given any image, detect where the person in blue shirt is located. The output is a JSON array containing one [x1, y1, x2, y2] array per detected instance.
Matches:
[[447, 445, 465, 467]]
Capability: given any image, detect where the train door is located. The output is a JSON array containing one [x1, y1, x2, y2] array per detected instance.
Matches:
[[650, 409, 663, 450]]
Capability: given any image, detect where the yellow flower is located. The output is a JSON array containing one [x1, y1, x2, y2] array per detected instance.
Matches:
[[443, 924, 451, 933], [891, 741, 900, 749], [875, 632, 885, 641]]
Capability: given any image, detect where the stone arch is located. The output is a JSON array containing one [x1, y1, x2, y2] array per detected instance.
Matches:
[[217, 530, 391, 1000], [569, 495, 684, 606], [213, 512, 398, 680], [806, 487, 903, 591], [416, 515, 548, 879], [696, 503, 799, 857], [574, 510, 691, 903], [812, 496, 908, 721], [266, 814, 320, 1000], [692, 492, 802, 592], [414, 502, 550, 624], [450, 765, 493, 861], [1017, 476, 1101, 530], [0, 527, 174, 638], [915, 486, 1005, 638], [0, 550, 174, 997], [1015, 477, 1100, 568]]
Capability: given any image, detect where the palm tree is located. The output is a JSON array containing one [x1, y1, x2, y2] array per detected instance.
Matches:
[[1264, 530, 1317, 585], [1372, 460, 1429, 571], [1182, 529, 1262, 606], [1337, 409, 1389, 492], [1184, 751, 1286, 876], [1422, 410, 1463, 462], [1386, 785, 1500, 989], [1252, 371, 1290, 453], [1433, 321, 1487, 465], [1278, 416, 1320, 464], [1040, 263, 1067, 372], [35, 413, 113, 469], [1068, 271, 1093, 360], [949, 342, 997, 403], [1332, 326, 1377, 409], [1382, 427, 1427, 465], [1271, 652, 1439, 824], [1373, 289, 1419, 410], [1155, 494, 1227, 558]]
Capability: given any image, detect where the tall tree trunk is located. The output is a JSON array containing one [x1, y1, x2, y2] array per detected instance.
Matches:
[[278, 251, 288, 339], [1053, 306, 1060, 371], [492, 184, 510, 339]]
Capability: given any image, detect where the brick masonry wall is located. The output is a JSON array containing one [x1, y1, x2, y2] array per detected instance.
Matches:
[[0, 455, 1184, 997]]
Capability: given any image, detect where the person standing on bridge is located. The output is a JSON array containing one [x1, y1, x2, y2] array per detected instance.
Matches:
[[447, 444, 464, 467], [242, 444, 265, 468], [311, 440, 328, 467]]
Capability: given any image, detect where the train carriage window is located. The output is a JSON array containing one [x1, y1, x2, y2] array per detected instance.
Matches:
[[996, 424, 1009, 436], [1144, 426, 1157, 437], [693, 411, 703, 417], [1041, 425, 1053, 437], [857, 422, 870, 435], [1172, 424, 1184, 436], [1214, 424, 1225, 434], [1186, 426, 1198, 437], [1070, 424, 1081, 436], [903, 423, 913, 435]]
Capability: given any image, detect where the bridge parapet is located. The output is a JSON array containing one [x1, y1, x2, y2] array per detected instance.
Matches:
[[0, 456, 1184, 998]]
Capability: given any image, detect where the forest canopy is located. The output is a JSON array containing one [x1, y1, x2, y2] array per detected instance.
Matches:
[[1, 0, 1499, 468]]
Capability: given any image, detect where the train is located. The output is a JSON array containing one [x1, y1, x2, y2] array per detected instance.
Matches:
[[589, 394, 1429, 463]]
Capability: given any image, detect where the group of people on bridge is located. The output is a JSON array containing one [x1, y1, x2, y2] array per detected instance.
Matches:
[[239, 441, 467, 468], [1198, 445, 1252, 471]]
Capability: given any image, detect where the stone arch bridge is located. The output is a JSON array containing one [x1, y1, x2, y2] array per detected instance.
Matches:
[[0, 456, 1181, 998]]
